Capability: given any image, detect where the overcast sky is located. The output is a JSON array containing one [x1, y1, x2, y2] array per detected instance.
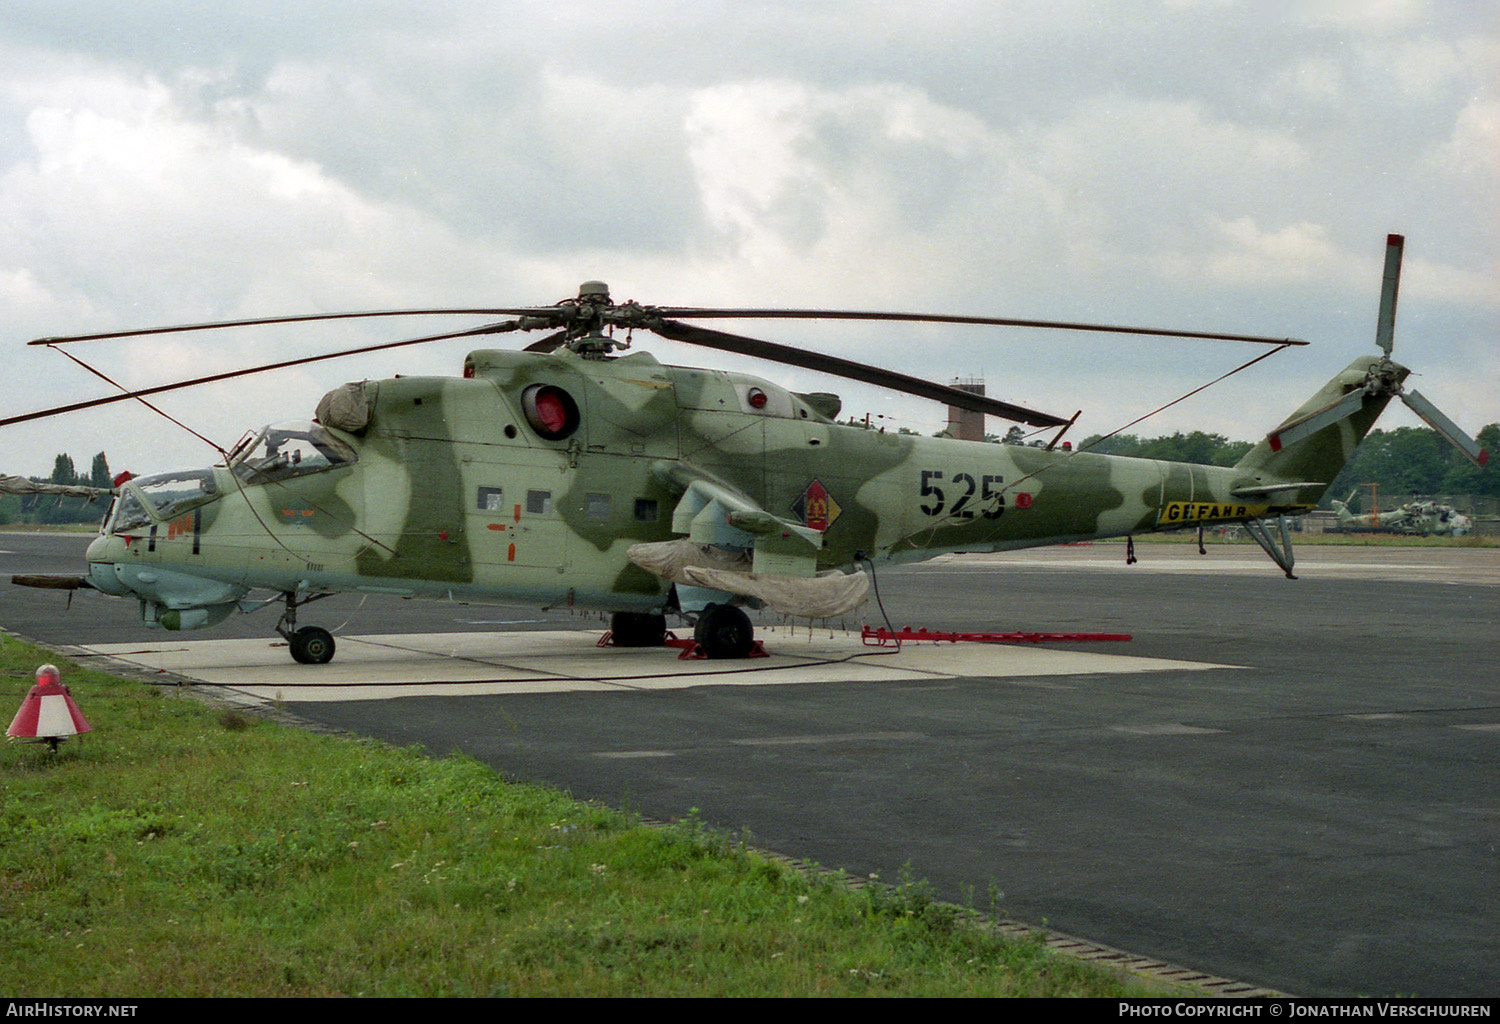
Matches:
[[2, 0, 1495, 477]]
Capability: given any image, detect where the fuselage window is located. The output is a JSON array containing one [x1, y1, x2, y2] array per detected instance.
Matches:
[[633, 498, 658, 522], [526, 489, 552, 515], [585, 493, 611, 521], [478, 486, 505, 512]]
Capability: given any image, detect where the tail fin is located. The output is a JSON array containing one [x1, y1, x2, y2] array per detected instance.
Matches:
[[1231, 355, 1408, 505], [1328, 488, 1358, 521], [1230, 236, 1486, 509]]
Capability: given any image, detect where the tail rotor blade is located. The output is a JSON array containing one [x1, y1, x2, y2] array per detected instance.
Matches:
[[1266, 388, 1367, 452], [1400, 389, 1490, 468], [1375, 234, 1404, 357]]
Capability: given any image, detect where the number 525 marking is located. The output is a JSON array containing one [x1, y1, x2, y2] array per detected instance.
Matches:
[[919, 471, 1004, 519]]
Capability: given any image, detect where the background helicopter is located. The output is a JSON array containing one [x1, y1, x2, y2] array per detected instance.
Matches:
[[5, 235, 1489, 662], [1329, 493, 1475, 536]]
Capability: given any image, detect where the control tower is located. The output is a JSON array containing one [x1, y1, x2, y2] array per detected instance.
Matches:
[[945, 378, 986, 441]]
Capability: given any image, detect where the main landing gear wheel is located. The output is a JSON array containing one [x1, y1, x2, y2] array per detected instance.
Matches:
[[289, 626, 336, 665], [693, 604, 755, 660], [609, 611, 668, 647]]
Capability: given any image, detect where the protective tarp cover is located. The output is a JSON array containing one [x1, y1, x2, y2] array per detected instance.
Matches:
[[315, 382, 372, 434], [681, 566, 870, 620], [627, 539, 752, 582], [0, 476, 107, 499]]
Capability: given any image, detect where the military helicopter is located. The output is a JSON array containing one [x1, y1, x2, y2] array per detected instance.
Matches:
[[4, 235, 1490, 662], [1330, 493, 1475, 536]]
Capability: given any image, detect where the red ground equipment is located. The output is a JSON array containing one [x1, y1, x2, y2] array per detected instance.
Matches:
[[7, 664, 92, 750]]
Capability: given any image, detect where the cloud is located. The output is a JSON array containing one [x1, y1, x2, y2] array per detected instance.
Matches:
[[0, 3, 1494, 478]]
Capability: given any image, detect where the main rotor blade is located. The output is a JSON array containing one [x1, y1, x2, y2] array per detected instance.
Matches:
[[4, 320, 522, 429], [522, 330, 571, 353], [647, 308, 1308, 346], [0, 475, 112, 499], [1400, 389, 1489, 468], [1375, 233, 1404, 357], [30, 309, 557, 346], [647, 318, 1071, 427], [32, 298, 1310, 349]]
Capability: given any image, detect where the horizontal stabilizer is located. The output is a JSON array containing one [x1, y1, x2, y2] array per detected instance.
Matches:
[[1231, 481, 1326, 498]]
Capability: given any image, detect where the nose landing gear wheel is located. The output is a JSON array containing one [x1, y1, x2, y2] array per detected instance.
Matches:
[[289, 626, 336, 665], [693, 604, 755, 659]]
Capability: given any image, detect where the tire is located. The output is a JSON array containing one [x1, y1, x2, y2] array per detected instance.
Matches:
[[693, 604, 754, 659], [609, 611, 668, 647], [290, 626, 336, 664]]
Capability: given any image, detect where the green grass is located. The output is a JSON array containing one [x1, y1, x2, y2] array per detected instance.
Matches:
[[0, 634, 1191, 998]]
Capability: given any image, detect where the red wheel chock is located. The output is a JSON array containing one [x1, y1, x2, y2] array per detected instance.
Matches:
[[598, 630, 769, 659]]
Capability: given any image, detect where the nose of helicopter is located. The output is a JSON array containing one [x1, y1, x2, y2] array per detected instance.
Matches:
[[84, 534, 134, 596]]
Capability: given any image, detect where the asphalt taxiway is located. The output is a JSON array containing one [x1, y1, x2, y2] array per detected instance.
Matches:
[[3, 532, 1497, 997]]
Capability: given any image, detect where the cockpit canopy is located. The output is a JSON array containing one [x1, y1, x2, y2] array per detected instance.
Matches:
[[228, 421, 357, 485], [109, 469, 220, 532], [103, 423, 356, 536]]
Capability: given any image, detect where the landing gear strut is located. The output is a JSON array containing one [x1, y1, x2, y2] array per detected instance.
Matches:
[[275, 591, 337, 664], [1245, 515, 1298, 580]]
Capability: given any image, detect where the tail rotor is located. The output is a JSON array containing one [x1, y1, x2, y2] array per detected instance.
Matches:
[[1268, 234, 1488, 469]]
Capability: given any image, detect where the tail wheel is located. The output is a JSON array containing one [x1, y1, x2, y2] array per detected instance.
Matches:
[[290, 626, 336, 664], [693, 604, 754, 659]]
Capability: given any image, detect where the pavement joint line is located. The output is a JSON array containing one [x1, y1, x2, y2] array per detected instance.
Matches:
[[66, 628, 1229, 700]]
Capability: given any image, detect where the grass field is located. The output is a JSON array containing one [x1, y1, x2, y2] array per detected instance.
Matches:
[[0, 633, 1197, 998]]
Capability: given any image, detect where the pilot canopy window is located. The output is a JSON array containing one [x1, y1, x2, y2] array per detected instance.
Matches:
[[229, 422, 357, 485]]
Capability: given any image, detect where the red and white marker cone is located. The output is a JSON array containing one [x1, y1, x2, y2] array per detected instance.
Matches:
[[7, 664, 92, 750]]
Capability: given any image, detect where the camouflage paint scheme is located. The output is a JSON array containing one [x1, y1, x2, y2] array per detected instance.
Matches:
[[81, 345, 1404, 632]]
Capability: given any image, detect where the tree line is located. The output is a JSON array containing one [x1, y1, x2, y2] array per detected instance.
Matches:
[[1076, 425, 1500, 505], [3, 426, 1497, 528], [0, 452, 113, 526]]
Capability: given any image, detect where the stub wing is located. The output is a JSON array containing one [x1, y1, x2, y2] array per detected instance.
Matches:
[[629, 465, 868, 618]]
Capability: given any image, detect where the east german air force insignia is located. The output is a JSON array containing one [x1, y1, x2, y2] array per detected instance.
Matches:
[[791, 479, 842, 532]]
